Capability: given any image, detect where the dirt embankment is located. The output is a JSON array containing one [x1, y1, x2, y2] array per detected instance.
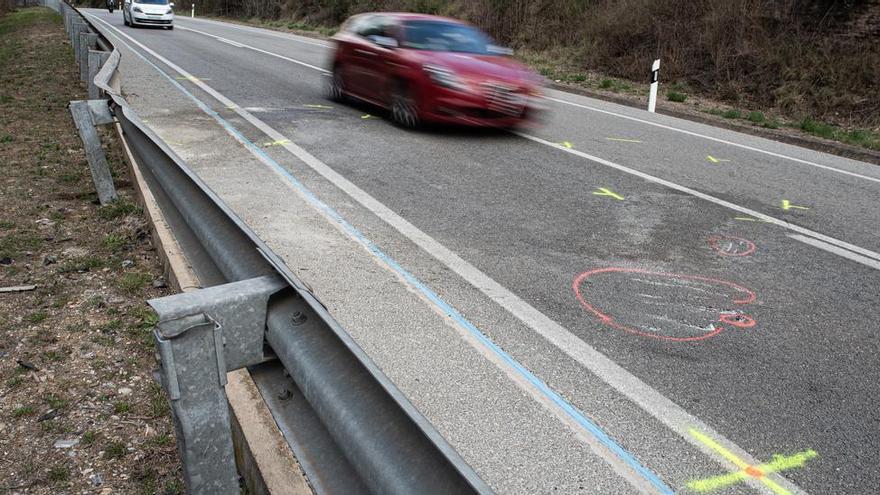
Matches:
[[0, 8, 182, 493]]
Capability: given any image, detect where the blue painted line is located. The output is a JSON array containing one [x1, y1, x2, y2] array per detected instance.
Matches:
[[103, 21, 674, 494]]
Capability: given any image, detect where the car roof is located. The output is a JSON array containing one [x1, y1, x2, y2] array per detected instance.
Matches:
[[358, 12, 469, 25]]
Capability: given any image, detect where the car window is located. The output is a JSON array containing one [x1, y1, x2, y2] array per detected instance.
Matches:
[[402, 21, 497, 54], [136, 0, 168, 4]]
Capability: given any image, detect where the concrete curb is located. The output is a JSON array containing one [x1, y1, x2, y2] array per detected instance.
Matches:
[[113, 122, 313, 495]]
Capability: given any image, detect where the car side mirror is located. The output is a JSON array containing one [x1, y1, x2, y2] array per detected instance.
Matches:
[[369, 35, 398, 49], [169, 2, 174, 6]]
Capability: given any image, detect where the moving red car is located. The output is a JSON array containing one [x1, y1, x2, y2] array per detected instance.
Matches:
[[327, 13, 545, 128]]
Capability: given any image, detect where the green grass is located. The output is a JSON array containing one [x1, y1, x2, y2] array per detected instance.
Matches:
[[0, 8, 60, 38], [747, 111, 765, 123], [12, 405, 34, 417], [44, 393, 68, 409], [48, 465, 69, 483], [799, 117, 835, 139], [82, 431, 97, 445], [666, 90, 688, 102], [721, 109, 741, 119], [0, 231, 44, 259], [97, 199, 140, 220], [25, 310, 48, 324], [114, 401, 131, 414], [117, 272, 153, 294], [0, 220, 14, 229], [105, 441, 127, 459], [103, 233, 127, 251], [57, 256, 106, 273]]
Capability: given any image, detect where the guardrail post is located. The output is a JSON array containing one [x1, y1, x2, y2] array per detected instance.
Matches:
[[88, 50, 111, 99], [79, 32, 98, 82], [69, 100, 118, 205], [71, 22, 87, 60], [148, 276, 286, 494]]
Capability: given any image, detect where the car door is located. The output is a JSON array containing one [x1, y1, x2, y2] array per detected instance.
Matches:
[[350, 15, 395, 103]]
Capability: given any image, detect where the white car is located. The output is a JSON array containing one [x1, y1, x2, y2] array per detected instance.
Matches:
[[123, 0, 174, 29]]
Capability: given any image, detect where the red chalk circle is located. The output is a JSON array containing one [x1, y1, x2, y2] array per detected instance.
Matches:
[[572, 267, 757, 342], [707, 235, 756, 257]]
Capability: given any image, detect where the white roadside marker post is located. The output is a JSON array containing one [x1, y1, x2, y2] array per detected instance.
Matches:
[[648, 58, 660, 113], [191, 3, 194, 17]]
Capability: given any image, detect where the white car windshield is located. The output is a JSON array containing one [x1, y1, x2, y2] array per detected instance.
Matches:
[[136, 0, 169, 4]]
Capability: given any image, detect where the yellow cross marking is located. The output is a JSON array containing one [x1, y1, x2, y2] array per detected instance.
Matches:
[[606, 137, 642, 143], [263, 139, 290, 147], [304, 104, 333, 109], [559, 141, 573, 148], [781, 200, 809, 211], [593, 187, 624, 200], [687, 428, 817, 494], [707, 155, 730, 163]]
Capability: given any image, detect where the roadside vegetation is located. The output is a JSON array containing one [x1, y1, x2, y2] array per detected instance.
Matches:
[[153, 0, 879, 153], [0, 7, 182, 493]]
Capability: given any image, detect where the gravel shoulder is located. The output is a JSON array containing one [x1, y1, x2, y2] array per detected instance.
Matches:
[[0, 8, 182, 494]]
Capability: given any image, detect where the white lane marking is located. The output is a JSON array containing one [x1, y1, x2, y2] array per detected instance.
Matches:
[[217, 36, 244, 48], [177, 13, 879, 185], [542, 95, 880, 184], [788, 234, 880, 271], [517, 132, 880, 262], [87, 13, 808, 495], [178, 15, 333, 48], [176, 24, 329, 73]]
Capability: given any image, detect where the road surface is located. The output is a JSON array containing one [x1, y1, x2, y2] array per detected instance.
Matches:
[[82, 9, 880, 494]]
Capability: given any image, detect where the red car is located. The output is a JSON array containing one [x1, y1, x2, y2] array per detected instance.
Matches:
[[327, 13, 545, 128]]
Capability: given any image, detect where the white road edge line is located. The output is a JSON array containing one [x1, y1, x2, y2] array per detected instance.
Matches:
[[788, 234, 880, 271], [179, 12, 879, 185], [541, 96, 880, 184], [179, 15, 333, 48], [176, 24, 329, 73], [217, 37, 244, 48], [87, 13, 810, 495]]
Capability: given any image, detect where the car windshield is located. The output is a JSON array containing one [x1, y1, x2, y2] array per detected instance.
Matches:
[[402, 20, 500, 55], [137, 0, 168, 4]]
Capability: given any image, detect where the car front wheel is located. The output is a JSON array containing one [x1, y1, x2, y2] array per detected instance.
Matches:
[[326, 69, 345, 102], [390, 83, 419, 129]]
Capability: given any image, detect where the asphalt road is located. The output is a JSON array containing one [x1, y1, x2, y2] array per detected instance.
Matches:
[[83, 10, 880, 494]]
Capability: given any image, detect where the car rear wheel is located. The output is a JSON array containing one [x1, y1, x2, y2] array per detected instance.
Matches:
[[326, 69, 345, 102], [390, 83, 419, 129]]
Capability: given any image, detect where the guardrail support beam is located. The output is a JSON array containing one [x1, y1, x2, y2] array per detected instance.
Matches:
[[69, 100, 117, 205], [149, 275, 286, 494], [79, 32, 98, 82]]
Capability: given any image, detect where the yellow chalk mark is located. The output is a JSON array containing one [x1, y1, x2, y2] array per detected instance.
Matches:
[[263, 139, 290, 147], [606, 137, 642, 143], [781, 200, 810, 211], [558, 141, 573, 148], [361, 114, 374, 119], [706, 155, 730, 163], [304, 104, 333, 109], [687, 428, 818, 495], [592, 187, 624, 201]]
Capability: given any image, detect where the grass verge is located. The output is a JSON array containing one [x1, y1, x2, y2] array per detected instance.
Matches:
[[0, 7, 182, 493]]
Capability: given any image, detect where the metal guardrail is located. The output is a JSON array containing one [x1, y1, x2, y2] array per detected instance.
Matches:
[[46, 2, 493, 494]]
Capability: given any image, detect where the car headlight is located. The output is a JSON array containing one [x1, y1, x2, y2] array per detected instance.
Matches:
[[423, 64, 469, 92], [132, 6, 142, 12], [166, 8, 173, 13]]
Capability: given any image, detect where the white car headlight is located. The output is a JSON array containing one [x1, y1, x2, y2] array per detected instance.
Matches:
[[166, 8, 173, 14], [423, 64, 469, 92], [132, 5, 142, 12]]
